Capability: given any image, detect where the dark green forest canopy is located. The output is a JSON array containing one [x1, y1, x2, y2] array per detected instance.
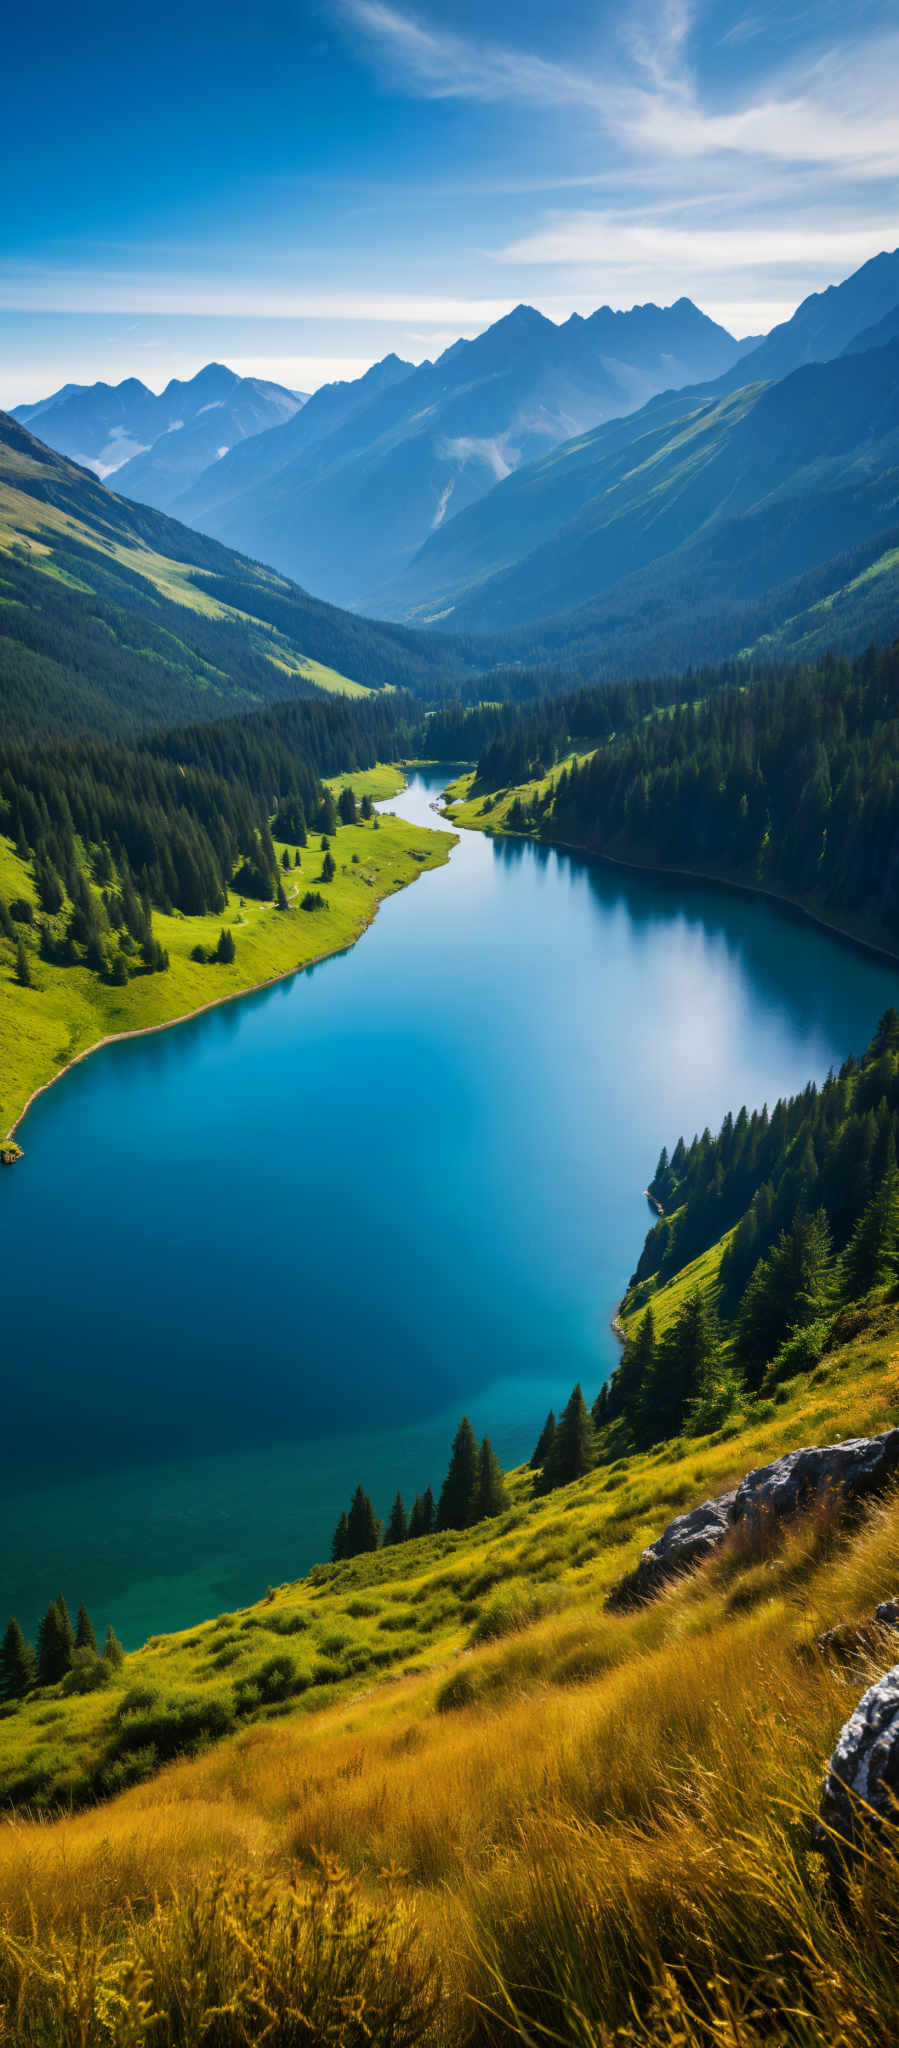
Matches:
[[0, 690, 417, 920], [463, 640, 899, 940]]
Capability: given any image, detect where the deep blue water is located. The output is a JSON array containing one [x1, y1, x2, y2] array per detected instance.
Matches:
[[3, 766, 898, 1646]]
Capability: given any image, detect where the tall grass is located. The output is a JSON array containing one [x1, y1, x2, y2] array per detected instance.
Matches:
[[1, 1328, 898, 2044]]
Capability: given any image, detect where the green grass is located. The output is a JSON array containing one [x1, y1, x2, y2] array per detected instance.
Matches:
[[0, 768, 452, 1140], [1, 1296, 896, 1815]]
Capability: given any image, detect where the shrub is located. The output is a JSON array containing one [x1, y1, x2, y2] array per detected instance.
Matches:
[[435, 1667, 480, 1714]]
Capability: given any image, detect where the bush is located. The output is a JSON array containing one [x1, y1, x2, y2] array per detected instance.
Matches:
[[62, 1648, 113, 1695], [235, 1654, 302, 1710], [435, 1667, 480, 1714]]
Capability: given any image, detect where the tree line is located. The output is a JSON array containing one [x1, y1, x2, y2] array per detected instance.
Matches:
[[597, 1009, 899, 1446], [469, 640, 899, 941], [330, 1418, 509, 1561], [1, 1595, 124, 1703]]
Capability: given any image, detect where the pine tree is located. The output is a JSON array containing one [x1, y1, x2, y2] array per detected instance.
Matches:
[[1, 1618, 35, 1699], [331, 1512, 349, 1563], [408, 1486, 435, 1538], [842, 1158, 899, 1297], [346, 1484, 381, 1555], [338, 787, 358, 825], [36, 1602, 74, 1685], [102, 1625, 124, 1668], [474, 1437, 508, 1521], [282, 849, 291, 871], [15, 936, 32, 987], [75, 1601, 97, 1654], [542, 1384, 595, 1490], [216, 927, 236, 964], [276, 881, 289, 910], [56, 1595, 75, 1661], [321, 851, 336, 884], [529, 1411, 556, 1469], [384, 1491, 408, 1545], [436, 1417, 479, 1530], [360, 793, 374, 821]]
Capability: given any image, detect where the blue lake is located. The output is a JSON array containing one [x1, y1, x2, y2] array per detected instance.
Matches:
[[3, 765, 898, 1646]]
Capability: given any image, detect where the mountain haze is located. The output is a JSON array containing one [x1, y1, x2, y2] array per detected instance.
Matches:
[[0, 412, 459, 737], [12, 364, 305, 499], [164, 298, 747, 608]]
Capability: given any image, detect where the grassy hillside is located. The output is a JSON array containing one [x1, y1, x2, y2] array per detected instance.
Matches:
[[0, 1297, 897, 2042], [0, 766, 451, 1141], [0, 411, 460, 736]]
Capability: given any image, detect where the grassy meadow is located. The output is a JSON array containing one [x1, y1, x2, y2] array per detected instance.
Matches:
[[1, 1295, 898, 2041], [0, 767, 452, 1140]]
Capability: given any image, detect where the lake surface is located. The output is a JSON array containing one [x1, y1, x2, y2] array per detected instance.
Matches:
[[3, 765, 898, 1646]]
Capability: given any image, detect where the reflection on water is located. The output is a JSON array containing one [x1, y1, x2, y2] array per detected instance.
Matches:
[[2, 767, 897, 1643]]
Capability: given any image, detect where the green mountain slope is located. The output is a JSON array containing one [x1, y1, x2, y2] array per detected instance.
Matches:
[[390, 339, 899, 646], [0, 412, 460, 736]]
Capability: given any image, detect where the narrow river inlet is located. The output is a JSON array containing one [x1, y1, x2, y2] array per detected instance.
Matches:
[[3, 765, 898, 1644]]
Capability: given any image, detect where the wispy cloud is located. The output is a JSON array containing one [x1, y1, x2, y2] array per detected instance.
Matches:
[[495, 218, 899, 273], [342, 0, 607, 109], [0, 271, 521, 325]]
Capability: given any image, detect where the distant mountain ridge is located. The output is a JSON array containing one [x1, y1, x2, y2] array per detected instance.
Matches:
[[11, 364, 306, 502], [164, 295, 747, 610], [0, 410, 460, 738]]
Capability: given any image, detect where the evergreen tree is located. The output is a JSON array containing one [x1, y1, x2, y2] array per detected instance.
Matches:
[[384, 1491, 408, 1545], [436, 1417, 479, 1530], [1, 1617, 35, 1700], [599, 1307, 656, 1437], [276, 880, 289, 910], [216, 927, 236, 964], [542, 1384, 595, 1491], [102, 1625, 124, 1668], [281, 849, 291, 871], [346, 1484, 381, 1555], [408, 1486, 435, 1538], [321, 851, 336, 884], [338, 786, 358, 825], [294, 849, 301, 867], [643, 1293, 720, 1440], [15, 936, 31, 987], [36, 1602, 74, 1684], [360, 793, 374, 821], [56, 1595, 75, 1660], [331, 1512, 349, 1563], [841, 1157, 899, 1296], [74, 1601, 97, 1654], [474, 1436, 508, 1521], [529, 1410, 556, 1469]]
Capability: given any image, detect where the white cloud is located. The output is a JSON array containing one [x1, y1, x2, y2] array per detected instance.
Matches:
[[0, 271, 521, 325], [343, 0, 607, 109], [495, 217, 899, 273]]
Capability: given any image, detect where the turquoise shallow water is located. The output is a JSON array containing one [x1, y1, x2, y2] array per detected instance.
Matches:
[[3, 766, 898, 1646]]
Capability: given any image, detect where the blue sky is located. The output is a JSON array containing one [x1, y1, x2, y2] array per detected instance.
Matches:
[[2, 0, 898, 406]]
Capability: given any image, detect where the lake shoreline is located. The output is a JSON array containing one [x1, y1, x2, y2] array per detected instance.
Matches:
[[441, 787, 899, 974], [7, 794, 457, 1149]]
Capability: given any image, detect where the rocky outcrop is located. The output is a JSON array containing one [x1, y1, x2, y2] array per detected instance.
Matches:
[[606, 1492, 738, 1608], [818, 1664, 899, 1860], [607, 1430, 899, 1610], [816, 1598, 899, 1665]]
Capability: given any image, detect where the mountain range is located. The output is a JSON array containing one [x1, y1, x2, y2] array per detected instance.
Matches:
[[0, 411, 457, 738], [12, 364, 305, 504], [19, 300, 752, 611], [378, 247, 899, 676], [8, 247, 899, 698]]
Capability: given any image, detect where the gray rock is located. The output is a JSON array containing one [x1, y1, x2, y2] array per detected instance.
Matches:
[[606, 1428, 899, 1610], [818, 1663, 899, 1859], [733, 1431, 899, 1528], [875, 1597, 899, 1628], [606, 1491, 737, 1610]]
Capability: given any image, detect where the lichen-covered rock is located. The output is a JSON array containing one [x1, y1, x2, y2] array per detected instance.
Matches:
[[818, 1664, 899, 1859], [606, 1429, 899, 1610], [606, 1492, 737, 1610], [733, 1431, 899, 1528]]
